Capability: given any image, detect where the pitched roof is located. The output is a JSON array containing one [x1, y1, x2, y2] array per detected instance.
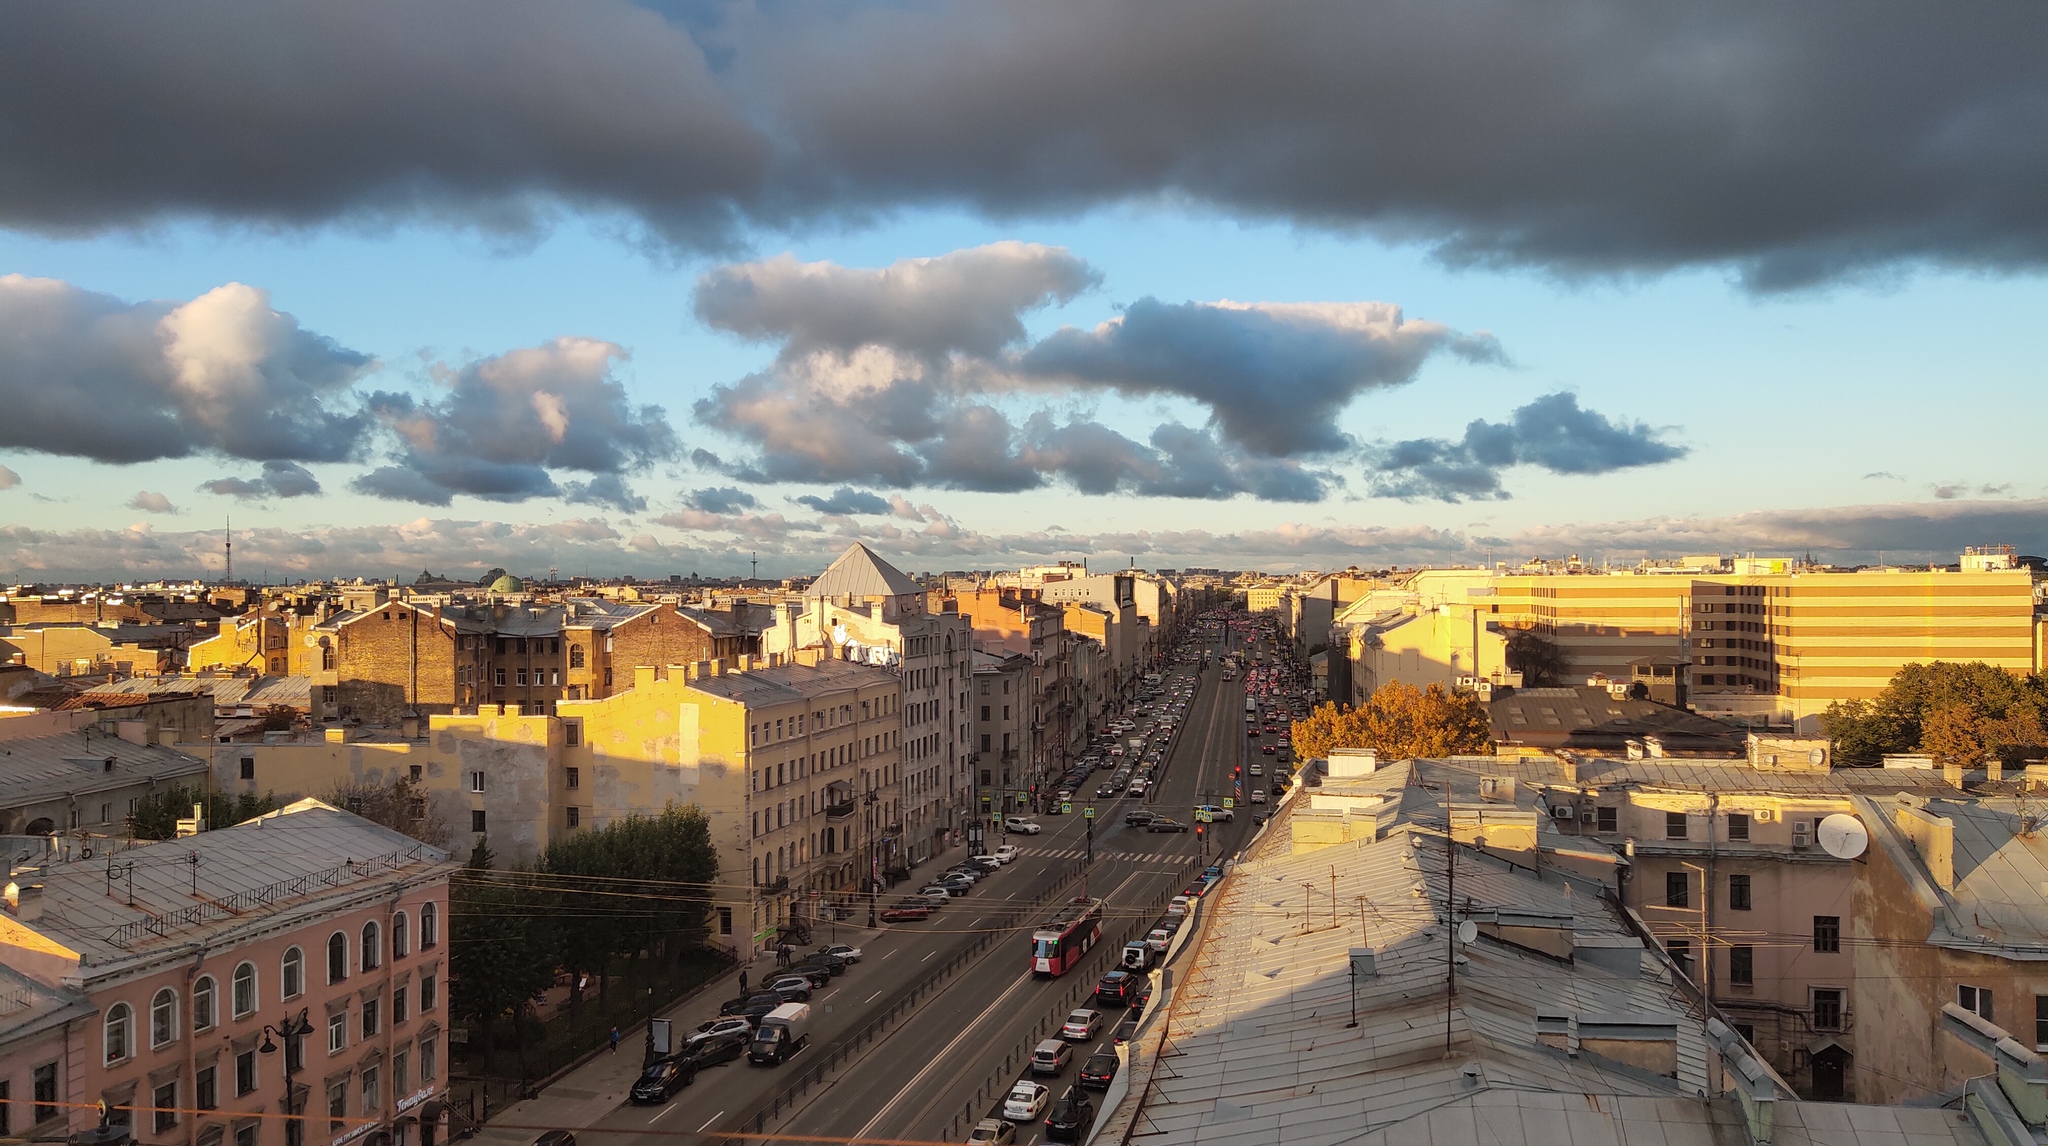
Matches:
[[806, 544, 920, 600], [0, 732, 210, 812]]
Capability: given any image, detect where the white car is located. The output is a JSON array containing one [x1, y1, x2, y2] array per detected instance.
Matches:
[[1060, 1009, 1103, 1041], [685, 1017, 755, 1044], [993, 845, 1020, 864], [1251, 788, 1267, 804], [1002, 1081, 1051, 1121], [1004, 817, 1043, 835], [816, 943, 863, 963]]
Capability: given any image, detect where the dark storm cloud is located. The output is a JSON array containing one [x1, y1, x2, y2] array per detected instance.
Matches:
[[1017, 299, 1461, 456], [793, 487, 893, 516], [8, 3, 2048, 284], [361, 337, 677, 507], [686, 486, 759, 515], [1368, 392, 1686, 502], [0, 275, 372, 464], [695, 243, 1099, 359], [202, 461, 324, 501]]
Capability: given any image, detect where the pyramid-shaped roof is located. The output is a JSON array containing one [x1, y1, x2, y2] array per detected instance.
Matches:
[[806, 543, 920, 599]]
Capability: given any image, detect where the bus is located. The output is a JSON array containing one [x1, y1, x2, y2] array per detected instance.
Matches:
[[1030, 897, 1104, 977]]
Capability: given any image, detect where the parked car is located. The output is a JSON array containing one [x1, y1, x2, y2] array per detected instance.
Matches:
[[966, 1118, 1018, 1145], [1060, 1009, 1103, 1041], [1078, 1050, 1120, 1090], [904, 889, 952, 907], [923, 882, 969, 898], [784, 963, 834, 986], [1043, 1088, 1095, 1142], [968, 854, 1003, 872], [629, 1056, 695, 1103], [1148, 818, 1189, 833], [815, 943, 863, 963], [686, 1017, 755, 1044], [767, 975, 814, 1002], [1002, 1081, 1052, 1121], [993, 845, 1020, 864], [683, 1031, 749, 1068], [720, 992, 786, 1019]]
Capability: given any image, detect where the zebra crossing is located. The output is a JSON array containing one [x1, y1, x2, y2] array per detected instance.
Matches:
[[1012, 845, 1191, 865]]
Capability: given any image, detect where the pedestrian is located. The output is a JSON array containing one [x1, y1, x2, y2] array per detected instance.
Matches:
[[608, 1026, 620, 1053], [739, 969, 749, 994]]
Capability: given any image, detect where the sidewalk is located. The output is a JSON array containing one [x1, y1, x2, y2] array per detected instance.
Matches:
[[463, 933, 874, 1146]]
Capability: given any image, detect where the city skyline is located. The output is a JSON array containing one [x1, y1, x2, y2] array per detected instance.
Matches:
[[3, 2, 2045, 579]]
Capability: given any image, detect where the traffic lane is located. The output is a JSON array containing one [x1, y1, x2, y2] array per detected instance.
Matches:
[[574, 850, 1077, 1141]]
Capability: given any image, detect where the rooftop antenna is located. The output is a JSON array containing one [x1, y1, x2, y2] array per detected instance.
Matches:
[[224, 516, 232, 584]]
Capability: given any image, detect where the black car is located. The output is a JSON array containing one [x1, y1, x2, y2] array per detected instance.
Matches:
[[784, 964, 833, 987], [1147, 818, 1189, 833], [1124, 809, 1156, 827], [629, 1056, 695, 1104], [1112, 1015, 1140, 1044], [1129, 981, 1153, 1014], [1043, 1088, 1095, 1142], [1095, 970, 1137, 1006], [1078, 1050, 1120, 1090], [683, 1032, 749, 1068], [720, 992, 785, 1018]]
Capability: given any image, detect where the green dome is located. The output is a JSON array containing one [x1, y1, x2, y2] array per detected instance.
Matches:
[[488, 574, 525, 594]]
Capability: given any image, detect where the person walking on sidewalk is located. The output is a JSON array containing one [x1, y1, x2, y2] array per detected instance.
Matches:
[[739, 969, 749, 995], [608, 1026, 620, 1053]]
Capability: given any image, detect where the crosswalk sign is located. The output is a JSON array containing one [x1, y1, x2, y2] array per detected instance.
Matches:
[[1061, 801, 1072, 815], [1222, 797, 1235, 809], [1194, 808, 1213, 823]]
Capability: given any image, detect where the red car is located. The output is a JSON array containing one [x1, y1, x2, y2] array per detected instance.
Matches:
[[880, 906, 932, 922]]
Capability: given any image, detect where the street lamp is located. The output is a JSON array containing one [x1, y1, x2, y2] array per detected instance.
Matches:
[[259, 1011, 315, 1146]]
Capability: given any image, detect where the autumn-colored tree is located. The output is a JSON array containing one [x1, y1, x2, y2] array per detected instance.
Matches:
[[1820, 661, 2048, 766], [1292, 680, 1492, 761]]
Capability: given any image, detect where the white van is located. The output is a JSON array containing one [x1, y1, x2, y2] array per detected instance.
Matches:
[[1030, 1038, 1073, 1076]]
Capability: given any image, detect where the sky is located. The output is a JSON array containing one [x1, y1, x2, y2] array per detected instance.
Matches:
[[1, 0, 2044, 581]]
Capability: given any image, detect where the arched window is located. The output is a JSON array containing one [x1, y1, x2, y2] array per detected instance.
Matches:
[[150, 988, 178, 1048], [392, 912, 409, 959], [327, 933, 349, 984], [420, 902, 438, 949], [361, 921, 381, 971], [192, 976, 217, 1032], [105, 1002, 132, 1063], [569, 644, 585, 669], [282, 947, 305, 999], [231, 962, 258, 1019]]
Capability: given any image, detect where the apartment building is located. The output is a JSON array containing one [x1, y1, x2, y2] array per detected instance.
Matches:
[[0, 623, 187, 678], [944, 585, 1080, 798], [971, 649, 1032, 816], [0, 729, 210, 841], [0, 800, 457, 1146]]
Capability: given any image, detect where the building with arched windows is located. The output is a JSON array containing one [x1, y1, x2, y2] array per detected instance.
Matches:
[[0, 800, 456, 1146]]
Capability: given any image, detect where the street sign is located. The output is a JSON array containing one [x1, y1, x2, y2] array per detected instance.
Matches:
[[1083, 806, 1096, 819], [1194, 808, 1213, 823], [1061, 802, 1073, 815], [1222, 797, 1235, 808]]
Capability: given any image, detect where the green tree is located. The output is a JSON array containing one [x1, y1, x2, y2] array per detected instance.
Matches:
[[129, 787, 279, 841], [1820, 661, 2048, 765], [1292, 681, 1493, 762], [449, 842, 556, 1071]]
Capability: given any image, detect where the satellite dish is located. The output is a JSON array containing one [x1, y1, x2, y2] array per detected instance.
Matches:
[[1817, 813, 1868, 859], [1456, 920, 1479, 945]]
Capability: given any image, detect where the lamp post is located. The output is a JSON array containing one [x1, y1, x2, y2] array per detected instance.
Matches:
[[258, 1010, 315, 1146]]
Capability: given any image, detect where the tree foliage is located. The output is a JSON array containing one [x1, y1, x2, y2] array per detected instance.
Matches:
[[129, 786, 279, 841], [449, 839, 556, 1064], [1292, 680, 1493, 762], [539, 803, 719, 966], [1503, 627, 1569, 687], [326, 775, 452, 847], [1820, 661, 2048, 766]]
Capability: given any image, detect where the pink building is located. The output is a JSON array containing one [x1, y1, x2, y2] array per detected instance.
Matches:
[[0, 800, 457, 1146]]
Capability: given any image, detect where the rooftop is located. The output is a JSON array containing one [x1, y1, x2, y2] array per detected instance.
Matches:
[[1490, 687, 1744, 755], [0, 731, 210, 812], [806, 544, 921, 600], [686, 657, 898, 707]]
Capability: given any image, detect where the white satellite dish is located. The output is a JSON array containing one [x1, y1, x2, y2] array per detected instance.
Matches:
[[1456, 920, 1479, 945], [1817, 813, 1869, 860]]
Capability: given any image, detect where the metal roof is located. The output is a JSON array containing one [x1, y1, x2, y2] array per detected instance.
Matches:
[[685, 658, 897, 707], [805, 544, 920, 600], [0, 732, 210, 811]]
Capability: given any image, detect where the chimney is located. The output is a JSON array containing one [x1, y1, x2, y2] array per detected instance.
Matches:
[[1895, 800, 1955, 891], [1944, 761, 1965, 788], [11, 882, 45, 922], [1986, 756, 2005, 783], [1558, 752, 1579, 784], [1625, 739, 1645, 761], [1643, 736, 1666, 759]]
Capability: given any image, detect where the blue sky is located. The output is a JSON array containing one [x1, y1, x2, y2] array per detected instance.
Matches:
[[2, 2, 2044, 579]]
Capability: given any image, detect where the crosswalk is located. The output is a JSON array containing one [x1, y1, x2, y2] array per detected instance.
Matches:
[[1011, 845, 1193, 865]]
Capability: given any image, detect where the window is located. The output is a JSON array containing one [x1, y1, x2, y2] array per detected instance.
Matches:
[[516, 668, 527, 687], [328, 1081, 348, 1132], [151, 987, 179, 1048], [394, 1048, 410, 1095], [361, 1066, 380, 1114], [1813, 915, 1840, 953], [420, 973, 436, 1011], [328, 1010, 347, 1054], [1667, 939, 1693, 979], [34, 1063, 58, 1123], [1728, 874, 1752, 911], [565, 766, 580, 789], [283, 946, 305, 999], [718, 906, 733, 935], [1664, 870, 1689, 908], [567, 806, 581, 828], [565, 721, 581, 748], [2035, 995, 2048, 1049], [1959, 984, 1995, 1022], [235, 1049, 257, 1097], [393, 986, 408, 1025], [153, 1082, 179, 1133], [420, 902, 438, 948], [362, 997, 381, 1039], [327, 933, 349, 983], [392, 912, 409, 959], [420, 1036, 438, 1082], [1812, 988, 1843, 1030], [1730, 945, 1754, 985], [285, 1029, 304, 1074], [193, 975, 217, 1032], [1728, 813, 1750, 841], [196, 1065, 217, 1111], [570, 644, 585, 668], [494, 668, 506, 687], [1664, 811, 1688, 840], [471, 810, 487, 833], [362, 922, 382, 971], [1596, 806, 1617, 833], [1, 1081, 9, 1137], [241, 756, 256, 780], [105, 1002, 133, 1063], [469, 771, 485, 793], [237, 1125, 258, 1146]]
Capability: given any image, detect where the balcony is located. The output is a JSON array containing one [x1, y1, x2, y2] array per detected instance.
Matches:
[[825, 800, 857, 819], [756, 876, 790, 895]]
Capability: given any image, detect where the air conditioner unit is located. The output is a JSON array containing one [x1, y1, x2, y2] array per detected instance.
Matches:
[[1753, 808, 1774, 823], [1550, 803, 1577, 820], [1580, 807, 1596, 824], [1791, 820, 1812, 849], [1479, 777, 1499, 798]]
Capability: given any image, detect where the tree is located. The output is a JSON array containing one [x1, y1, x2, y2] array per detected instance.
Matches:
[[326, 775, 453, 847], [1292, 681, 1493, 761], [449, 842, 556, 1070], [1821, 661, 2048, 765], [1503, 628, 1569, 687], [129, 786, 279, 841]]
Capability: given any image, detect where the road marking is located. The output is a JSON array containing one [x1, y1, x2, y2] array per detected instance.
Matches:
[[971, 916, 984, 928], [852, 968, 1037, 1142], [652, 1103, 679, 1121], [864, 990, 883, 1004], [880, 950, 894, 961], [921, 949, 936, 962], [820, 988, 837, 1001], [694, 1112, 724, 1133]]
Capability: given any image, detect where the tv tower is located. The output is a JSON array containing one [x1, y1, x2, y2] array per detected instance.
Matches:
[[224, 517, 232, 584]]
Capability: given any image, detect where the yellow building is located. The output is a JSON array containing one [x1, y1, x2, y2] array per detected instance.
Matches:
[[1244, 585, 1284, 613], [1343, 600, 1511, 707], [186, 611, 325, 675]]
